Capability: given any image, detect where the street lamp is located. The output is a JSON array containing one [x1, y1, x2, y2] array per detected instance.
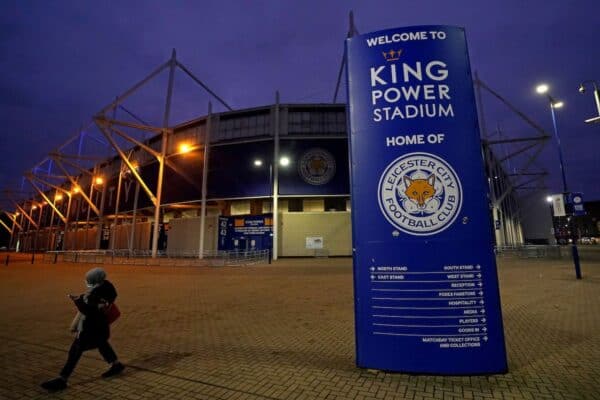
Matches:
[[178, 143, 192, 154], [279, 156, 290, 167], [536, 83, 582, 279], [94, 176, 104, 186], [578, 80, 600, 124]]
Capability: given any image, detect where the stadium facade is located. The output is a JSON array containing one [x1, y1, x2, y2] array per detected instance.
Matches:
[[10, 103, 523, 256]]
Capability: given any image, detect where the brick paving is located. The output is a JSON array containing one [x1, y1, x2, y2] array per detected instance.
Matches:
[[1, 251, 599, 399]]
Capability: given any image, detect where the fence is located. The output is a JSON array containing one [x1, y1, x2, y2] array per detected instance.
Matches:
[[42, 249, 270, 267], [495, 245, 563, 259]]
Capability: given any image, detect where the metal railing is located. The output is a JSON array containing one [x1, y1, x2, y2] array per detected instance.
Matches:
[[495, 245, 563, 259], [42, 249, 270, 267]]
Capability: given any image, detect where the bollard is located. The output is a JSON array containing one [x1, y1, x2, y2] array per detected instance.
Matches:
[[54, 252, 58, 264]]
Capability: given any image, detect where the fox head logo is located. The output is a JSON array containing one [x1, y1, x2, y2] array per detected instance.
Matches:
[[403, 174, 436, 207], [379, 153, 462, 235]]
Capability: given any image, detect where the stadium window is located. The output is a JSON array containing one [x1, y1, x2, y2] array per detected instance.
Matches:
[[288, 198, 303, 212], [324, 197, 346, 211]]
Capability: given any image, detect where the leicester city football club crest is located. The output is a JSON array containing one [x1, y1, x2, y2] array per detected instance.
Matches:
[[298, 148, 336, 185], [378, 152, 462, 236]]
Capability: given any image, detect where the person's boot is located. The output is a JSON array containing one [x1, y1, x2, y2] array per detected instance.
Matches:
[[40, 377, 67, 391], [101, 362, 125, 378]]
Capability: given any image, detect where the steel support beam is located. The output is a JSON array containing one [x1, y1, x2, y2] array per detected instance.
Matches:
[[176, 61, 233, 111], [98, 116, 165, 135], [199, 103, 211, 259], [25, 179, 67, 223], [475, 77, 551, 136], [100, 59, 171, 115], [272, 91, 280, 261], [25, 173, 71, 195], [514, 175, 545, 189], [51, 158, 100, 216], [12, 202, 39, 230], [106, 124, 161, 158], [0, 218, 11, 233], [95, 122, 158, 205], [499, 141, 540, 163], [151, 49, 176, 258], [49, 154, 94, 177], [3, 211, 23, 231]]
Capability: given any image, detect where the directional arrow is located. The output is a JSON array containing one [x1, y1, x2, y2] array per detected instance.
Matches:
[[482, 327, 488, 332], [370, 266, 375, 271], [477, 282, 483, 287], [483, 336, 488, 341], [476, 264, 481, 269], [479, 300, 485, 305], [481, 317, 487, 323], [370, 275, 375, 280], [478, 291, 484, 296], [477, 273, 482, 278], [480, 309, 486, 314]]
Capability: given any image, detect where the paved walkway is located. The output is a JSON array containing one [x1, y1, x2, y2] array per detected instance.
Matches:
[[0, 251, 599, 399]]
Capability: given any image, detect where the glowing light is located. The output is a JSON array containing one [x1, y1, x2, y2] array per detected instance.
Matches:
[[73, 186, 80, 194], [546, 196, 553, 203], [55, 194, 63, 201], [15, 212, 20, 216], [179, 143, 192, 154], [536, 84, 549, 94], [254, 159, 263, 167], [32, 205, 38, 210], [552, 101, 564, 109], [279, 156, 290, 167], [94, 177, 104, 185]]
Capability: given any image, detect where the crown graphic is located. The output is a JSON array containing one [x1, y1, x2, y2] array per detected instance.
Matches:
[[382, 49, 402, 62]]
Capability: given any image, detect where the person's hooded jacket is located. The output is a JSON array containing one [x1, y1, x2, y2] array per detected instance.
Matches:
[[73, 267, 117, 344]]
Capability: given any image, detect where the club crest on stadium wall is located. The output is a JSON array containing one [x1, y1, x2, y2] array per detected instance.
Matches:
[[298, 148, 336, 185], [377, 152, 462, 235]]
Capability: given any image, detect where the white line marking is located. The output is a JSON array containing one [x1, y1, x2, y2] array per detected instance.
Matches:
[[371, 280, 482, 283], [372, 297, 484, 301], [373, 323, 486, 328], [373, 332, 484, 337], [372, 289, 479, 292], [372, 315, 481, 319], [370, 271, 476, 275], [372, 306, 485, 310]]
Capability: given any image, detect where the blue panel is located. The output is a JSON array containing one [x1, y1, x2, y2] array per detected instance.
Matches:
[[208, 142, 273, 199], [346, 26, 507, 374], [278, 139, 350, 195]]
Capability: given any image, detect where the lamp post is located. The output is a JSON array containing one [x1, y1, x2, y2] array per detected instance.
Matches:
[[536, 84, 582, 279], [546, 196, 556, 244], [578, 80, 600, 124]]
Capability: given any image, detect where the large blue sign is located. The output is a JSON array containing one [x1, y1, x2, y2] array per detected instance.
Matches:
[[346, 26, 507, 374], [218, 214, 273, 251], [566, 192, 586, 216]]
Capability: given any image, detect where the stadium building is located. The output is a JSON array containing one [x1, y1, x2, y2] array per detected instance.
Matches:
[[4, 54, 536, 258]]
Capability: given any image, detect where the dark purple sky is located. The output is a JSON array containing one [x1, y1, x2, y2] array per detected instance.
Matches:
[[1, 0, 599, 202]]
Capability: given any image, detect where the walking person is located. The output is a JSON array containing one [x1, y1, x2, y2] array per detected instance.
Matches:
[[41, 267, 125, 391]]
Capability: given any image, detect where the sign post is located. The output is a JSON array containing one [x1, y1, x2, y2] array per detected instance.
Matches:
[[346, 25, 507, 374]]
